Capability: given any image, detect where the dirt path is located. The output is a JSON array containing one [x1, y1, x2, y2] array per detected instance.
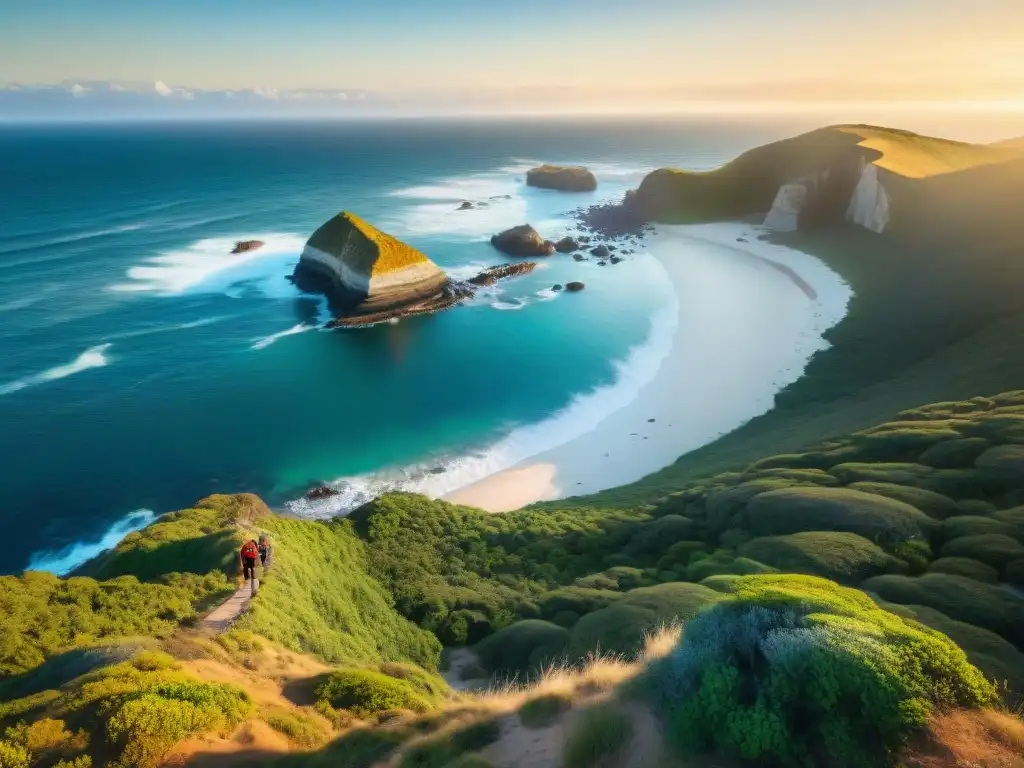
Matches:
[[200, 579, 258, 634]]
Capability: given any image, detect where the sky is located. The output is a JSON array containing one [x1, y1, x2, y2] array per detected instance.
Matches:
[[2, 0, 1023, 118]]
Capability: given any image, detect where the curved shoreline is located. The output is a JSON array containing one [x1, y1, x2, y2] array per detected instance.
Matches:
[[445, 221, 852, 510]]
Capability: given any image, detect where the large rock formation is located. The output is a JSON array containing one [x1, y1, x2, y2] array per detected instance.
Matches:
[[526, 164, 598, 192], [491, 225, 555, 257], [293, 211, 449, 318]]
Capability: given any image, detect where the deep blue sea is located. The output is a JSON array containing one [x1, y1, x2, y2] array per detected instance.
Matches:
[[2, 114, 1011, 574]]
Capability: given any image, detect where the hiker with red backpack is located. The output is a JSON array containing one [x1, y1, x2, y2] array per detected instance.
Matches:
[[240, 539, 260, 582]]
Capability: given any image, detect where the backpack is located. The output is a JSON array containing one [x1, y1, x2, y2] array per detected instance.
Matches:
[[241, 541, 259, 559]]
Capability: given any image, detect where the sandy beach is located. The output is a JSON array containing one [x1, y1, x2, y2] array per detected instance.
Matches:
[[445, 221, 851, 511]]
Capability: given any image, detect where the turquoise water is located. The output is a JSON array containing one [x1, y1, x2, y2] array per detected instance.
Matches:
[[0, 118, 810, 573]]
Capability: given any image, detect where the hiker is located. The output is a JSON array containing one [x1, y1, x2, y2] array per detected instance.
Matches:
[[257, 533, 272, 569], [240, 539, 259, 582]]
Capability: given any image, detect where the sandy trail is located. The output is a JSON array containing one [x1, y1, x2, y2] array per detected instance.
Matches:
[[200, 579, 258, 634]]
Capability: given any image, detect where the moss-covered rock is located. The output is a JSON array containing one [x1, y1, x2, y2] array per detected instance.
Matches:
[[746, 487, 934, 543], [739, 531, 907, 583], [940, 516, 1014, 542], [976, 444, 1024, 482]]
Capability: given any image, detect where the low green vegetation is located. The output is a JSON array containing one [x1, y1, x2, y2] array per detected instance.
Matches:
[[517, 692, 571, 728], [0, 651, 250, 768], [738, 531, 906, 583], [474, 621, 568, 679], [79, 494, 268, 582], [561, 702, 634, 768], [395, 718, 501, 768], [233, 516, 441, 669], [0, 570, 229, 677], [313, 665, 449, 718], [654, 574, 994, 766]]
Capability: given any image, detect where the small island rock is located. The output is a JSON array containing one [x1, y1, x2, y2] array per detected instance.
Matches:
[[565, 282, 585, 292], [526, 164, 598, 192], [491, 224, 555, 257], [231, 240, 264, 254]]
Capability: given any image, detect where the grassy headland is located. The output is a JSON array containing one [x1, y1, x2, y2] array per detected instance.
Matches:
[[5, 124, 1024, 767]]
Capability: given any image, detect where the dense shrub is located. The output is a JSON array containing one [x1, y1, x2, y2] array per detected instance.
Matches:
[[940, 516, 1014, 542], [863, 573, 1024, 649], [627, 515, 696, 556], [739, 532, 906, 583], [847, 482, 959, 519], [474, 621, 569, 678], [536, 588, 622, 621], [262, 706, 329, 749], [746, 487, 933, 544], [397, 718, 500, 768], [313, 668, 439, 717], [940, 534, 1024, 568], [927, 557, 999, 583], [919, 438, 991, 468], [0, 652, 250, 768], [740, 468, 840, 486], [879, 602, 1024, 700], [0, 571, 228, 677], [829, 462, 936, 486], [568, 583, 722, 659], [656, 574, 995, 766]]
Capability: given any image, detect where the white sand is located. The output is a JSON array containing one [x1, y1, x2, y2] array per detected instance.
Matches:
[[445, 222, 851, 510]]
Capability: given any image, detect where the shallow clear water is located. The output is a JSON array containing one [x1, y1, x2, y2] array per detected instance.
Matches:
[[0, 117, 831, 572]]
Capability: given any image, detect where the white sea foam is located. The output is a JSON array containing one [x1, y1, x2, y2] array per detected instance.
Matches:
[[109, 233, 305, 298], [105, 316, 228, 342], [27, 509, 156, 575], [285, 292, 678, 519], [251, 323, 315, 350], [0, 343, 113, 396]]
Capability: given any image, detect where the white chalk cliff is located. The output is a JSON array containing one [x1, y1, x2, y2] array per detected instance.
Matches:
[[845, 161, 891, 234]]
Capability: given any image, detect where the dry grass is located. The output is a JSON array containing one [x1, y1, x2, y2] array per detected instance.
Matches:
[[904, 708, 1024, 767]]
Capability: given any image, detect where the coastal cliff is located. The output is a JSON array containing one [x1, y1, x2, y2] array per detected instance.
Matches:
[[623, 125, 1023, 236], [293, 211, 449, 317]]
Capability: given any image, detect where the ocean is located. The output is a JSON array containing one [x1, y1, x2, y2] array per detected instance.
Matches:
[[1, 114, 1008, 575]]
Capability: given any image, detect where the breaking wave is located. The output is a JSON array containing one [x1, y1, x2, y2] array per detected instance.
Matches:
[[0, 343, 113, 396]]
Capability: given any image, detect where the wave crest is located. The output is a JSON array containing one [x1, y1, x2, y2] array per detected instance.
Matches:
[[0, 343, 112, 396]]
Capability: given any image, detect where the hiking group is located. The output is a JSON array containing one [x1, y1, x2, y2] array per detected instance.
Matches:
[[240, 533, 271, 582]]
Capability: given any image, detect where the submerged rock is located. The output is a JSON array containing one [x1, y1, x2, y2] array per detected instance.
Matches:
[[467, 262, 537, 286], [566, 282, 585, 292], [293, 211, 449, 322], [572, 253, 586, 262], [526, 164, 598, 192], [458, 201, 474, 210], [231, 240, 264, 254], [590, 245, 610, 258], [610, 256, 623, 264], [491, 224, 555, 257], [552, 284, 564, 292]]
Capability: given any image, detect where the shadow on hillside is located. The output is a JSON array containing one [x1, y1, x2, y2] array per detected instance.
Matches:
[[280, 671, 331, 707], [181, 725, 408, 768]]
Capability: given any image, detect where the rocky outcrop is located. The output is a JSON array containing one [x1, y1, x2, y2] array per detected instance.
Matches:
[[846, 160, 891, 233], [554, 236, 578, 253], [293, 211, 449, 319], [491, 225, 555, 257], [526, 165, 598, 192], [305, 485, 340, 500], [231, 240, 264, 254], [467, 262, 537, 286], [590, 245, 610, 259]]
